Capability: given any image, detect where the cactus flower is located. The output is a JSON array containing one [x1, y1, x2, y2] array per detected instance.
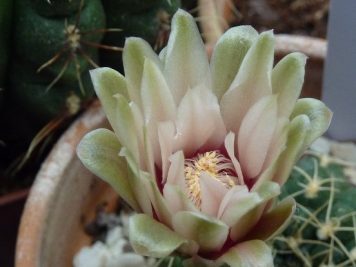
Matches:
[[77, 9, 332, 266]]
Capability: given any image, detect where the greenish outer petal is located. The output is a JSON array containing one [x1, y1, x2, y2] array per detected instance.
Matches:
[[114, 94, 141, 164], [242, 197, 296, 241], [220, 31, 275, 135], [141, 171, 172, 227], [120, 147, 153, 216], [272, 52, 307, 117], [228, 30, 274, 92], [253, 114, 311, 188], [76, 128, 139, 210], [290, 98, 332, 152], [129, 214, 187, 258], [123, 37, 162, 107], [172, 211, 229, 252], [159, 46, 167, 64], [219, 192, 262, 227], [164, 9, 210, 103], [229, 181, 280, 241], [90, 67, 128, 127], [141, 58, 177, 122], [211, 26, 258, 100], [272, 114, 311, 185], [219, 240, 273, 267]]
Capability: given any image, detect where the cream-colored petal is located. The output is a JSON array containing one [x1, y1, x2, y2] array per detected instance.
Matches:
[[142, 124, 156, 177], [129, 101, 146, 169], [159, 46, 167, 63], [123, 37, 162, 107], [272, 52, 307, 117], [243, 197, 295, 241], [163, 184, 199, 214], [175, 85, 222, 156], [229, 181, 280, 241], [238, 95, 278, 178], [271, 114, 311, 185], [141, 58, 176, 123], [224, 132, 244, 184], [290, 98, 332, 153], [261, 117, 289, 172], [221, 31, 274, 135], [217, 186, 261, 226], [202, 109, 227, 151], [164, 9, 211, 103], [77, 129, 139, 211], [141, 171, 172, 227], [114, 95, 142, 166], [172, 211, 229, 252], [158, 121, 176, 182], [129, 214, 187, 258], [140, 58, 177, 167], [166, 150, 186, 190], [219, 240, 273, 267], [90, 68, 127, 134], [119, 147, 153, 216], [210, 26, 258, 100], [199, 172, 229, 217]]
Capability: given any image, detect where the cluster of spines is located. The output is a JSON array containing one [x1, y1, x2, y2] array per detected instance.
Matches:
[[273, 152, 356, 267]]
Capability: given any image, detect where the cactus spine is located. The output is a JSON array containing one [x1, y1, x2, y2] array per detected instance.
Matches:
[[273, 153, 356, 267]]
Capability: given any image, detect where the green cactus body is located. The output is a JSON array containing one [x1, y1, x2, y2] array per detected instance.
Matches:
[[10, 60, 94, 124], [100, 0, 181, 69], [30, 0, 83, 17], [102, 0, 162, 13], [7, 0, 107, 125], [274, 154, 356, 267], [14, 0, 105, 84]]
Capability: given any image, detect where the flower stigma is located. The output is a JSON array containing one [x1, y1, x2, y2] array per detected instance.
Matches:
[[184, 151, 238, 208]]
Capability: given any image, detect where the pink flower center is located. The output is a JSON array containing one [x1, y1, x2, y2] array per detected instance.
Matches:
[[184, 151, 238, 209]]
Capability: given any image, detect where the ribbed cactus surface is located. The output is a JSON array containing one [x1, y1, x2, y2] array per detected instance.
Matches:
[[274, 153, 356, 267]]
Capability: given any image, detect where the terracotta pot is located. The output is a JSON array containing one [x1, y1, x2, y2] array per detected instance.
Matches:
[[16, 36, 327, 267], [0, 189, 29, 267], [15, 101, 118, 267]]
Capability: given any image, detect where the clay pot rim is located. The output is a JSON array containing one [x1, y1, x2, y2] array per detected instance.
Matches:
[[15, 100, 105, 267]]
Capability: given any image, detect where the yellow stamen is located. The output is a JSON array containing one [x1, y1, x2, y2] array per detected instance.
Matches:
[[184, 151, 238, 209]]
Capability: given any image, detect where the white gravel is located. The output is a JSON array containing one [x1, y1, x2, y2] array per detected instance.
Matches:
[[73, 213, 157, 267]]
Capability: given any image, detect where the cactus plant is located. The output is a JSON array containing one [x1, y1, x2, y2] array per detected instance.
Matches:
[[1, 0, 183, 189], [100, 0, 181, 70], [273, 153, 356, 267], [9, 0, 106, 121]]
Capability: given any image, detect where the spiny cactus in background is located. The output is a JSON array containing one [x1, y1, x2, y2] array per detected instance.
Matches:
[[100, 0, 181, 70], [9, 0, 106, 124], [273, 153, 356, 267], [0, 0, 182, 190]]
